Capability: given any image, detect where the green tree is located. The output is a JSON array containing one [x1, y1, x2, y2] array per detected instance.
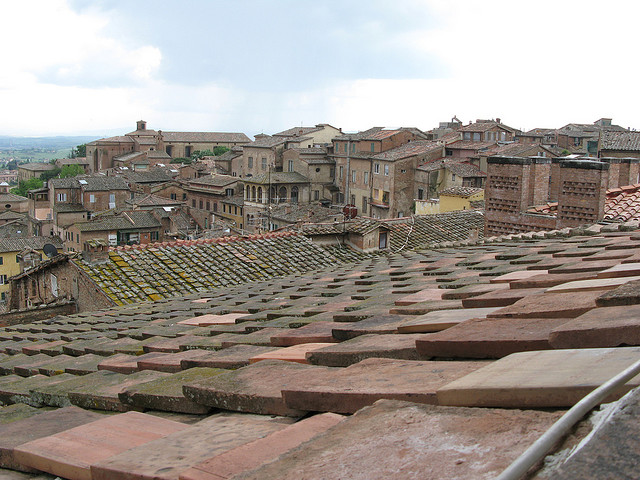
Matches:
[[40, 167, 62, 182], [213, 146, 230, 156], [60, 164, 85, 178], [191, 149, 215, 160], [69, 144, 87, 159], [6, 159, 17, 170], [11, 177, 43, 196]]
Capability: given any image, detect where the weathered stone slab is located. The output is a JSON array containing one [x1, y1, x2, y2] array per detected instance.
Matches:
[[282, 358, 487, 414], [119, 368, 226, 414], [86, 337, 143, 356], [0, 406, 103, 472], [13, 411, 190, 480], [270, 322, 341, 346], [38, 353, 103, 376], [509, 272, 598, 289], [249, 343, 334, 364], [437, 347, 640, 408], [97, 352, 169, 374], [0, 404, 45, 425], [397, 307, 501, 333], [68, 370, 170, 412], [137, 349, 218, 373], [596, 262, 640, 279], [440, 282, 509, 300], [546, 276, 640, 293], [21, 340, 67, 356], [62, 338, 111, 356], [549, 304, 640, 349], [142, 335, 202, 353], [231, 399, 561, 480], [30, 370, 129, 408], [306, 334, 424, 367], [219, 328, 285, 348], [180, 345, 280, 370], [178, 334, 239, 351], [332, 315, 410, 340], [0, 354, 52, 376], [550, 259, 622, 274], [487, 290, 601, 319], [14, 354, 76, 377], [461, 288, 546, 308], [178, 313, 247, 326], [596, 279, 640, 307], [389, 300, 463, 316], [180, 413, 344, 480], [415, 317, 567, 358], [394, 288, 443, 306], [0, 374, 76, 406], [90, 413, 291, 480], [489, 270, 548, 284], [183, 359, 334, 416]]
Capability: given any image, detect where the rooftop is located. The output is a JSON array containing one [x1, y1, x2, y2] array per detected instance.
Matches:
[[600, 130, 640, 151], [162, 132, 251, 144], [0, 236, 63, 254], [0, 220, 639, 478], [440, 186, 484, 198]]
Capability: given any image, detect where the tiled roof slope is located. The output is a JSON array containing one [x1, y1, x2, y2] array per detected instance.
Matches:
[[0, 221, 639, 478], [296, 211, 485, 251], [0, 236, 63, 253], [600, 130, 640, 151], [73, 232, 353, 305], [605, 184, 640, 222], [162, 131, 251, 143]]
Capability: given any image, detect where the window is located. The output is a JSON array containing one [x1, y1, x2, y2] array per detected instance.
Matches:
[[344, 143, 348, 153], [473, 132, 481, 142], [76, 234, 79, 243], [339, 166, 343, 179], [374, 188, 379, 199], [199, 200, 204, 209], [0, 275, 7, 285], [398, 212, 404, 218], [313, 190, 319, 200], [109, 193, 116, 209], [364, 171, 369, 185], [352, 170, 357, 183], [206, 201, 210, 211], [463, 132, 471, 141], [362, 196, 367, 211], [213, 203, 218, 212], [166, 145, 173, 156], [89, 194, 95, 203], [56, 193, 67, 202], [150, 232, 158, 241], [351, 143, 356, 153], [418, 188, 424, 200], [192, 199, 196, 207], [288, 160, 294, 172], [374, 163, 380, 174], [384, 165, 389, 176], [0, 257, 3, 265], [170, 193, 177, 200], [248, 157, 254, 169], [401, 169, 406, 174], [452, 174, 456, 181], [370, 142, 375, 152], [185, 146, 192, 157], [223, 204, 226, 213], [445, 149, 453, 156], [350, 194, 356, 205], [330, 167, 335, 178]]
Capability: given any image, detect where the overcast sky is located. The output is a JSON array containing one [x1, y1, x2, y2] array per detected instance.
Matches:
[[1, 0, 638, 139]]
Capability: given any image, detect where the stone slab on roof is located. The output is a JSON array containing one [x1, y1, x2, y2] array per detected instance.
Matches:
[[232, 399, 561, 480], [180, 412, 344, 480], [13, 411, 189, 479], [282, 358, 487, 414], [90, 412, 289, 480], [600, 130, 640, 151], [0, 406, 104, 472], [162, 131, 251, 143], [437, 347, 640, 408]]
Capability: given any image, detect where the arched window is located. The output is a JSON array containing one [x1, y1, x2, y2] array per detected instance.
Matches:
[[245, 185, 250, 200], [251, 186, 257, 202], [278, 186, 287, 203], [257, 187, 263, 203], [291, 186, 299, 204]]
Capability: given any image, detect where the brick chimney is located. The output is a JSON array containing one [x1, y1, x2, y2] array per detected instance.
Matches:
[[136, 120, 147, 131], [82, 239, 110, 264], [556, 158, 609, 227], [526, 156, 551, 207]]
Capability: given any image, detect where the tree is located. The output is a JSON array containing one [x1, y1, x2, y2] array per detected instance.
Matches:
[[60, 164, 85, 178], [40, 167, 62, 182], [170, 157, 192, 165], [6, 159, 17, 170], [11, 177, 43, 196], [213, 146, 230, 156], [69, 144, 87, 159], [191, 149, 215, 160]]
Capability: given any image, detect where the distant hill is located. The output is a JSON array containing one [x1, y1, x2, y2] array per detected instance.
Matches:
[[0, 135, 98, 150]]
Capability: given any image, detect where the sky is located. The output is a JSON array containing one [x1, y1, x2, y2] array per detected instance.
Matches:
[[1, 0, 639, 139]]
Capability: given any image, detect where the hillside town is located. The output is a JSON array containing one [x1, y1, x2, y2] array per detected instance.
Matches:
[[0, 115, 638, 478]]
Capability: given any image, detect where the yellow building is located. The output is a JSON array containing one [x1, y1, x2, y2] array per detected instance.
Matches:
[[0, 237, 63, 303], [439, 187, 484, 213]]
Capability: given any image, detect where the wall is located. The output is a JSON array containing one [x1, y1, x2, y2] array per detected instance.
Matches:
[[0, 302, 77, 327]]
